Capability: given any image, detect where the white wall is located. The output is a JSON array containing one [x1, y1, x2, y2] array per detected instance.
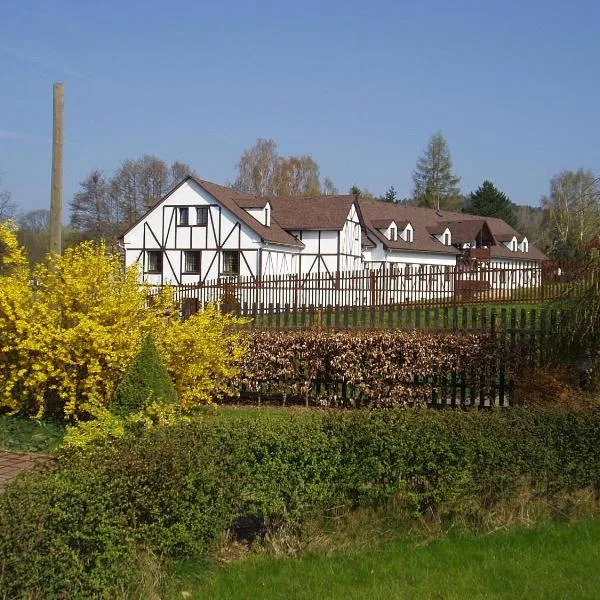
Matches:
[[123, 179, 264, 284]]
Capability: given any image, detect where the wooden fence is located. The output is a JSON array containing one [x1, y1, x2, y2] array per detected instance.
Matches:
[[151, 259, 592, 319]]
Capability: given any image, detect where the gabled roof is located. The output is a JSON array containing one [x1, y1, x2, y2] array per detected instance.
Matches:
[[121, 176, 302, 248], [441, 220, 492, 244], [268, 195, 356, 230], [371, 218, 395, 229]]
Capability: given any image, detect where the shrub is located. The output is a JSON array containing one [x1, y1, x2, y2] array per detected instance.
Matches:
[[112, 336, 177, 417], [0, 225, 246, 420], [237, 329, 508, 406], [1, 407, 599, 598]]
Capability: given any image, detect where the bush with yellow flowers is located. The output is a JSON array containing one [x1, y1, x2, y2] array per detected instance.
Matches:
[[0, 222, 246, 421]]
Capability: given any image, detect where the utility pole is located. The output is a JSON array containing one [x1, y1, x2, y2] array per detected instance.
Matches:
[[50, 82, 64, 255]]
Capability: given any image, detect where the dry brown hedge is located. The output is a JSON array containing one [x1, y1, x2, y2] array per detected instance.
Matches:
[[235, 329, 511, 407]]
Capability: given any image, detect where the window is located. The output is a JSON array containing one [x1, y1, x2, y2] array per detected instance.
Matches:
[[264, 206, 270, 227], [222, 250, 240, 275], [146, 251, 163, 273], [184, 251, 201, 274], [178, 207, 189, 226], [443, 232, 450, 246], [512, 240, 517, 251], [406, 228, 412, 242], [391, 226, 397, 241], [195, 207, 208, 226]]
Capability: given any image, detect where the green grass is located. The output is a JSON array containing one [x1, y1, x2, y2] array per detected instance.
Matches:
[[253, 301, 549, 330], [167, 518, 600, 599], [0, 415, 64, 453]]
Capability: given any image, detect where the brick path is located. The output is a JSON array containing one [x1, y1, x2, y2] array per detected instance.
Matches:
[[0, 451, 53, 491]]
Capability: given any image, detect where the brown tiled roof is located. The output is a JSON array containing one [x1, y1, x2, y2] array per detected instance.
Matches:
[[432, 210, 546, 260], [494, 232, 519, 242], [191, 178, 302, 247], [358, 200, 461, 255], [268, 195, 356, 230], [233, 196, 269, 209], [361, 230, 376, 248], [359, 200, 547, 260], [371, 218, 394, 229], [444, 220, 488, 244]]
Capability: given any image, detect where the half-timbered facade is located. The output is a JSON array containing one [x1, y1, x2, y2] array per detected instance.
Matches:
[[121, 176, 546, 293]]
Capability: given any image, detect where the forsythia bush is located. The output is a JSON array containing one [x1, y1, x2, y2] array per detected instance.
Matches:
[[0, 223, 245, 419]]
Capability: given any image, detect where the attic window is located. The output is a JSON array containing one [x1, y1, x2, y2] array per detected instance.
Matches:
[[444, 232, 450, 246], [406, 228, 413, 242], [512, 240, 517, 251], [178, 207, 189, 226], [265, 206, 271, 227]]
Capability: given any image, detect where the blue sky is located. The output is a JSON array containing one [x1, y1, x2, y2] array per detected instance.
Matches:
[[1, 0, 599, 213]]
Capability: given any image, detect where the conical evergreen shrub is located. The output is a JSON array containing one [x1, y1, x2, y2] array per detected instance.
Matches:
[[111, 336, 177, 417]]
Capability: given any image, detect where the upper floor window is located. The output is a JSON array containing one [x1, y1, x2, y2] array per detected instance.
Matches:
[[196, 207, 208, 226], [512, 240, 517, 251], [444, 232, 450, 246], [146, 250, 163, 274], [178, 207, 189, 226], [405, 228, 413, 242]]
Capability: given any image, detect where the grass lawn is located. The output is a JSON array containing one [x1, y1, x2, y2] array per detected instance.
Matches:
[[253, 301, 551, 330], [0, 414, 64, 453], [167, 518, 600, 599]]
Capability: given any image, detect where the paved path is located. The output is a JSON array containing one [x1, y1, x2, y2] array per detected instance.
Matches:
[[0, 451, 53, 491]]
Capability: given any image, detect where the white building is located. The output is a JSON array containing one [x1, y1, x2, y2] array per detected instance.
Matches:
[[121, 176, 546, 302]]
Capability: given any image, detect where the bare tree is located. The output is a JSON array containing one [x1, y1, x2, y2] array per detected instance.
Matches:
[[541, 169, 600, 258], [18, 209, 50, 232], [70, 157, 194, 240], [0, 174, 16, 222], [233, 139, 281, 196], [70, 170, 123, 240], [275, 156, 321, 196], [412, 132, 462, 210], [323, 177, 338, 195], [233, 138, 337, 197]]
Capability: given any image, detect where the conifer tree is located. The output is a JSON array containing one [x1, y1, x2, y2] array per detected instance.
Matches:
[[465, 180, 518, 228], [111, 336, 177, 417], [412, 132, 462, 210]]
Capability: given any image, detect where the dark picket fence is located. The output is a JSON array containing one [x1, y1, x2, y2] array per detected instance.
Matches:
[[151, 259, 592, 320]]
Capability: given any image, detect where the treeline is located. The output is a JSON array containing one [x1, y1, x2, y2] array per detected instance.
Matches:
[[2, 133, 599, 263]]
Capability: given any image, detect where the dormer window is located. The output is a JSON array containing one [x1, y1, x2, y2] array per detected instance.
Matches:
[[178, 207, 189, 226], [512, 240, 517, 251], [404, 227, 413, 242], [265, 205, 271, 227], [444, 232, 450, 246]]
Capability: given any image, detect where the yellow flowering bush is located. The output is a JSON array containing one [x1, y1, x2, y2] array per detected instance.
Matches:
[[0, 224, 246, 420]]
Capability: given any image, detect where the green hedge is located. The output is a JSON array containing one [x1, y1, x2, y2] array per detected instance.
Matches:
[[1, 408, 599, 598]]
